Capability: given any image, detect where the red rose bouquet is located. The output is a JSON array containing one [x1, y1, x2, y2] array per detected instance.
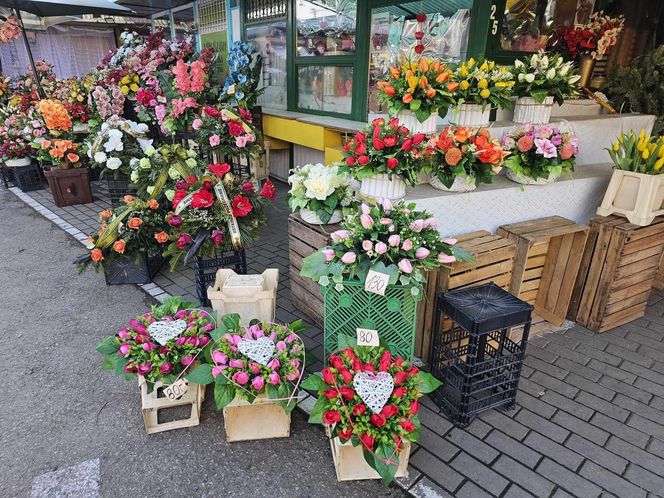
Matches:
[[341, 117, 425, 186], [302, 346, 442, 484]]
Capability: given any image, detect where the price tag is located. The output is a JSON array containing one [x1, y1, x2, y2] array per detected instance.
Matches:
[[163, 379, 188, 400], [356, 327, 380, 347], [365, 270, 390, 296], [227, 84, 236, 95]]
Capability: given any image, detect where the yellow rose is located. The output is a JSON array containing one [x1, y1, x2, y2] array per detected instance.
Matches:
[[133, 75, 139, 83], [121, 75, 130, 85], [458, 66, 469, 78], [460, 80, 470, 90], [130, 83, 139, 92], [480, 89, 491, 99], [121, 85, 129, 95], [478, 78, 488, 89]]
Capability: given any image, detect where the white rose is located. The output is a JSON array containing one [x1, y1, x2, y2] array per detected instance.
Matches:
[[546, 68, 556, 80], [186, 158, 197, 168], [146, 186, 154, 195], [146, 146, 156, 157], [525, 73, 535, 83], [304, 175, 334, 200], [130, 170, 139, 182], [518, 73, 526, 82], [94, 151, 107, 163], [165, 189, 175, 201], [139, 157, 151, 169], [137, 138, 153, 154], [106, 157, 122, 170], [168, 167, 180, 179]]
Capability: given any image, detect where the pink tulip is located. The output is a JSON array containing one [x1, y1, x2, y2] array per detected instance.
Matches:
[[291, 358, 301, 369], [382, 198, 392, 212], [388, 235, 401, 247], [321, 249, 335, 262], [375, 241, 388, 255], [438, 253, 457, 264], [134, 323, 147, 334], [286, 333, 298, 344], [118, 328, 130, 339], [410, 219, 424, 233], [331, 230, 350, 241], [341, 252, 357, 264], [159, 362, 173, 374], [443, 238, 458, 245], [175, 310, 187, 319], [268, 372, 281, 385], [212, 350, 228, 364], [362, 240, 373, 251], [276, 341, 287, 352], [380, 217, 392, 225], [267, 358, 281, 370], [232, 371, 250, 384], [212, 365, 227, 378], [252, 376, 265, 390], [415, 247, 430, 260], [269, 331, 278, 342], [186, 336, 199, 347], [424, 217, 438, 229], [398, 259, 413, 274], [124, 362, 137, 374], [118, 343, 131, 355], [180, 356, 194, 366], [199, 335, 210, 347], [229, 359, 245, 369], [360, 213, 374, 229], [360, 203, 371, 215], [402, 239, 413, 251]]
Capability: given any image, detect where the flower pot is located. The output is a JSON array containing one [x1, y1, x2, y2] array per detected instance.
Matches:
[[139, 375, 205, 434], [359, 174, 406, 201], [597, 170, 664, 226], [300, 207, 343, 225], [450, 103, 491, 127], [505, 169, 559, 185], [5, 157, 31, 167], [207, 269, 278, 326], [44, 167, 93, 207], [429, 173, 477, 192], [578, 55, 596, 88], [223, 395, 291, 442], [396, 109, 438, 134], [329, 436, 410, 481], [513, 96, 554, 124], [103, 253, 165, 285]]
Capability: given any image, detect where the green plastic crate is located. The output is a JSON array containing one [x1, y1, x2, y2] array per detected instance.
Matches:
[[322, 281, 419, 361]]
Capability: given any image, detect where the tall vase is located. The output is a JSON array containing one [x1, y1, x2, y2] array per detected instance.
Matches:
[[578, 55, 596, 88]]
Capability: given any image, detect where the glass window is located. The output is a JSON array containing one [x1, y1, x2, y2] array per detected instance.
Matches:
[[297, 65, 353, 114], [500, 0, 578, 52], [172, 6, 197, 43], [296, 0, 357, 56], [246, 23, 288, 110]]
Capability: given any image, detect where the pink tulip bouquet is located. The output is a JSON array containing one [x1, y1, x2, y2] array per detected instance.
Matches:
[[300, 199, 471, 297], [96, 296, 214, 389], [185, 314, 306, 413]]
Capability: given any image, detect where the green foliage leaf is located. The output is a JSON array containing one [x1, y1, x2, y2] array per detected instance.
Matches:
[[300, 251, 328, 282], [409, 99, 421, 111], [337, 333, 357, 350], [214, 383, 235, 409], [96, 336, 119, 355], [221, 313, 241, 331], [308, 394, 327, 424], [419, 372, 443, 394], [301, 373, 327, 392], [367, 443, 400, 485], [186, 364, 215, 385]]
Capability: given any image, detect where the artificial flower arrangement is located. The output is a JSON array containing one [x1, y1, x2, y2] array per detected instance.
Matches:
[[0, 15, 22, 44], [119, 72, 141, 98], [195, 105, 261, 158], [423, 126, 506, 191], [34, 139, 82, 169], [87, 116, 153, 179], [607, 129, 664, 174], [501, 124, 578, 184], [553, 12, 624, 61], [87, 85, 125, 133], [302, 345, 442, 484], [12, 60, 57, 111], [76, 195, 170, 271], [37, 99, 73, 137], [511, 51, 580, 105], [133, 85, 165, 128], [341, 117, 426, 187], [220, 41, 264, 110], [186, 314, 306, 412], [0, 113, 33, 162], [0, 76, 10, 104], [288, 162, 353, 224], [376, 57, 456, 122], [450, 57, 515, 110], [96, 296, 214, 389], [300, 199, 470, 297], [162, 162, 276, 269]]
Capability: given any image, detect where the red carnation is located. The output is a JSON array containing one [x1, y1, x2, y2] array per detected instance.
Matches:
[[353, 404, 367, 416], [339, 386, 355, 400], [323, 410, 341, 425], [399, 419, 415, 432], [394, 371, 408, 385], [322, 368, 335, 384], [359, 433, 374, 451], [228, 120, 244, 137], [338, 428, 353, 441], [381, 404, 399, 418], [172, 189, 188, 209], [191, 188, 214, 209], [259, 180, 277, 201], [370, 413, 387, 427], [330, 355, 343, 369], [232, 195, 253, 217], [358, 155, 370, 165], [392, 386, 407, 399], [323, 388, 338, 399], [409, 399, 420, 415], [209, 162, 231, 177], [383, 134, 397, 147]]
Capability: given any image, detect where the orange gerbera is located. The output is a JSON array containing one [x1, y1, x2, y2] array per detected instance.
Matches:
[[113, 240, 126, 254], [127, 217, 143, 229], [90, 248, 104, 262], [445, 147, 463, 166]]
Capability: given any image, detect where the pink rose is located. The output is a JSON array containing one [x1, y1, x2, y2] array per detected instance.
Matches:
[[268, 372, 281, 385], [267, 358, 280, 369], [380, 218, 392, 225], [321, 248, 335, 261], [159, 362, 173, 374], [375, 241, 388, 255], [209, 134, 221, 147], [398, 259, 413, 273], [438, 252, 457, 264], [402, 239, 413, 251], [212, 350, 228, 364], [388, 235, 401, 247], [415, 247, 430, 259], [424, 217, 438, 229], [341, 252, 357, 264], [192, 118, 203, 130], [229, 359, 245, 368], [251, 376, 265, 390], [249, 362, 261, 374], [362, 240, 373, 251], [232, 371, 250, 384]]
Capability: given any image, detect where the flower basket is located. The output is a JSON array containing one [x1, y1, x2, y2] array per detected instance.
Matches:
[[106, 173, 136, 208], [44, 167, 93, 207], [505, 169, 560, 185], [596, 170, 664, 226], [11, 162, 43, 192], [513, 96, 554, 124], [300, 208, 343, 225], [194, 251, 247, 307], [396, 109, 438, 135], [103, 253, 165, 285], [322, 281, 419, 361], [5, 157, 31, 167], [329, 435, 410, 481], [223, 394, 291, 442], [139, 374, 205, 434], [429, 173, 477, 192], [450, 103, 491, 127], [359, 174, 406, 201], [207, 269, 278, 326]]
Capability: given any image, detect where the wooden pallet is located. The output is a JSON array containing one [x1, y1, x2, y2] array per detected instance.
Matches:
[[139, 377, 205, 434], [415, 231, 517, 358], [497, 216, 589, 331], [569, 215, 664, 332], [288, 213, 340, 327], [223, 395, 290, 442]]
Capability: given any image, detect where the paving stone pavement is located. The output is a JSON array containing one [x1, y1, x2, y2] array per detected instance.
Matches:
[[7, 177, 664, 498]]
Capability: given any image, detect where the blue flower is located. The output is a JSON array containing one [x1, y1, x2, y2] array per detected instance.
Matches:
[[237, 73, 247, 84], [236, 91, 245, 100]]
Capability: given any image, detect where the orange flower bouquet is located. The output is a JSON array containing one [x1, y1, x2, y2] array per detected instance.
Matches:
[[37, 99, 72, 136], [423, 126, 506, 192], [35, 139, 82, 169]]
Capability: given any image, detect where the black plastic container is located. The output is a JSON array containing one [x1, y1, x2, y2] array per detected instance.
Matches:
[[104, 253, 164, 285], [193, 250, 247, 306], [11, 163, 43, 192], [106, 174, 136, 208]]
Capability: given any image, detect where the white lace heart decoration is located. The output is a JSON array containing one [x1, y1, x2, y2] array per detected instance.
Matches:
[[148, 319, 187, 346], [237, 336, 276, 366], [353, 371, 394, 414]]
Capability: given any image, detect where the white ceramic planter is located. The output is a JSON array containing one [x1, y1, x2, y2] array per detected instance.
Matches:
[[429, 173, 477, 192], [5, 157, 31, 167], [513, 96, 554, 124], [506, 169, 560, 185], [360, 173, 406, 201], [597, 170, 664, 226], [397, 109, 438, 134], [450, 103, 491, 127], [300, 207, 343, 225]]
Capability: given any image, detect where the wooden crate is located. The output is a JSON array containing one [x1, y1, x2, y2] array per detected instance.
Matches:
[[569, 215, 664, 332], [329, 437, 410, 481], [223, 395, 291, 442], [415, 231, 517, 358], [139, 377, 205, 434], [208, 269, 278, 326], [497, 216, 589, 331], [654, 252, 664, 291], [288, 213, 341, 327]]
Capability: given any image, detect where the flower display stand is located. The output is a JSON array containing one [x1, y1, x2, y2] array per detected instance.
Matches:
[[415, 230, 517, 358], [106, 173, 136, 208], [207, 268, 278, 326], [596, 170, 664, 226], [223, 395, 290, 442], [397, 109, 438, 134], [450, 104, 491, 127], [329, 436, 410, 481], [139, 376, 205, 434], [288, 213, 340, 327], [103, 253, 164, 285], [322, 281, 419, 360], [44, 167, 93, 207], [569, 215, 664, 332], [496, 216, 589, 332]]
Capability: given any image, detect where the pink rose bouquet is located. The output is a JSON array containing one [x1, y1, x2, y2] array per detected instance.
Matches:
[[195, 105, 261, 158]]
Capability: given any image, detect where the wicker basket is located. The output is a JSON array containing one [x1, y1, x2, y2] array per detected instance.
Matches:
[[505, 170, 559, 185], [300, 208, 343, 225], [429, 173, 477, 192]]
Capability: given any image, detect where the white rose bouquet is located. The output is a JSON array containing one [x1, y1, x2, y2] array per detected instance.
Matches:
[[511, 51, 580, 105], [288, 163, 353, 224]]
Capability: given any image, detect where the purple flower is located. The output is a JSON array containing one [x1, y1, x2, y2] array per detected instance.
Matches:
[[550, 134, 562, 146], [159, 362, 173, 374], [534, 138, 558, 159]]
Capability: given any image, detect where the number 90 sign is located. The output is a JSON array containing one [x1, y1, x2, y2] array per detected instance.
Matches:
[[365, 270, 389, 296]]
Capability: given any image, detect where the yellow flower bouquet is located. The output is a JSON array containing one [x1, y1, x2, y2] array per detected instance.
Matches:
[[608, 130, 664, 175], [450, 58, 515, 110]]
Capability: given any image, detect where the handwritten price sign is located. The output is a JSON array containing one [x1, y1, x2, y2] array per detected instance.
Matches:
[[356, 327, 380, 347], [163, 379, 189, 400], [365, 270, 390, 296]]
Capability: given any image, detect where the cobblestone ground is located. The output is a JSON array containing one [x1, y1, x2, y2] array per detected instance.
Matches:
[[6, 177, 664, 498]]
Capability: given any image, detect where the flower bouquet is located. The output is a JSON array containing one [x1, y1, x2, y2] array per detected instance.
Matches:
[[0, 15, 21, 44], [302, 346, 441, 484], [37, 99, 73, 137], [510, 51, 580, 124], [424, 126, 505, 192], [288, 162, 352, 224], [449, 58, 515, 126], [0, 113, 33, 166], [341, 117, 426, 200], [502, 124, 577, 185], [220, 41, 264, 110], [35, 139, 82, 169], [376, 57, 456, 133], [87, 85, 125, 133], [195, 106, 261, 160], [0, 76, 11, 104]]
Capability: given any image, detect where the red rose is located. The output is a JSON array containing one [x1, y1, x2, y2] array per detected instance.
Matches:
[[373, 137, 385, 150], [381, 404, 399, 418], [383, 134, 397, 147], [392, 386, 407, 399], [409, 399, 420, 415], [401, 139, 413, 151], [358, 155, 370, 165], [414, 44, 425, 54], [322, 368, 335, 384], [386, 157, 398, 170], [209, 162, 231, 177], [394, 371, 408, 385], [343, 348, 356, 360], [232, 195, 253, 217], [191, 188, 214, 209], [228, 120, 244, 137], [412, 133, 426, 145], [355, 143, 367, 155], [202, 180, 214, 190], [330, 355, 343, 369], [416, 13, 427, 22], [362, 363, 375, 374], [370, 413, 387, 427], [352, 404, 367, 416], [339, 368, 353, 385], [172, 189, 188, 209], [203, 106, 221, 117], [388, 117, 400, 129], [346, 156, 357, 166], [399, 419, 415, 432], [408, 366, 420, 377], [359, 433, 374, 451], [323, 388, 338, 399], [260, 180, 277, 201], [371, 118, 385, 127], [395, 357, 405, 367], [352, 358, 362, 372], [355, 132, 366, 143], [379, 350, 392, 372], [323, 410, 341, 425], [186, 175, 198, 185], [338, 428, 353, 441], [339, 386, 355, 400], [398, 126, 410, 136]]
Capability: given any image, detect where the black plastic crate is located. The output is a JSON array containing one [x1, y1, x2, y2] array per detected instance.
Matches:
[[194, 250, 247, 307], [430, 283, 532, 428], [224, 154, 252, 179], [106, 174, 136, 208], [12, 163, 43, 192], [104, 253, 164, 285]]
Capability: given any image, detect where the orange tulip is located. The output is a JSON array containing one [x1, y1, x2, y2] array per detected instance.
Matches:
[[402, 93, 413, 104], [436, 72, 450, 84], [447, 81, 459, 92], [426, 88, 436, 99], [384, 85, 396, 96], [431, 61, 440, 72], [123, 195, 134, 203], [419, 76, 429, 89], [377, 81, 388, 90], [419, 58, 428, 73], [390, 67, 400, 79]]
